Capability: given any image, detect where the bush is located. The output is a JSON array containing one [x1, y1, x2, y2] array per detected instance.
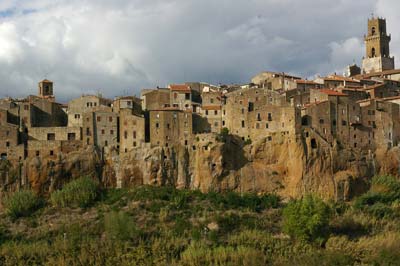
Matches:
[[3, 190, 42, 219], [50, 177, 99, 208], [216, 128, 230, 143], [104, 211, 140, 241], [283, 195, 331, 243], [207, 191, 279, 212]]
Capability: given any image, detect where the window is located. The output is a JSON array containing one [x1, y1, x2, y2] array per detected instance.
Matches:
[[68, 133, 76, 141], [214, 122, 219, 127], [47, 133, 55, 141], [36, 151, 40, 156], [185, 93, 190, 100], [6, 141, 10, 147], [282, 122, 285, 128], [266, 123, 269, 129], [222, 121, 225, 126], [156, 123, 159, 128], [127, 101, 132, 106], [174, 93, 178, 99], [241, 120, 245, 128], [256, 123, 260, 129], [241, 109, 245, 114], [101, 129, 105, 135], [319, 119, 324, 124], [75, 114, 81, 119], [105, 141, 108, 147], [311, 139, 317, 149], [50, 150, 54, 156], [257, 113, 261, 121], [97, 116, 101, 122], [167, 123, 170, 129], [133, 131, 136, 138], [214, 110, 218, 115], [342, 120, 347, 126], [354, 134, 357, 139], [205, 110, 209, 115], [210, 98, 214, 104], [110, 130, 114, 135], [109, 117, 113, 122], [86, 128, 90, 136], [124, 131, 128, 139], [268, 113, 272, 121], [133, 141, 137, 147]]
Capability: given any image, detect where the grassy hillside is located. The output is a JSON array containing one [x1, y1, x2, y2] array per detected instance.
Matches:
[[0, 176, 400, 265]]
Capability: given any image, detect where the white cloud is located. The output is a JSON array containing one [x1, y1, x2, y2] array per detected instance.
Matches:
[[0, 0, 398, 102]]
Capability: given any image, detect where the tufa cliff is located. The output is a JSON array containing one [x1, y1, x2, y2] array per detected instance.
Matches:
[[1, 132, 399, 201]]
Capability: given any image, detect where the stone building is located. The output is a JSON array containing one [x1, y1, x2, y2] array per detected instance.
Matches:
[[314, 75, 361, 88], [251, 71, 301, 91], [83, 106, 118, 152], [195, 90, 223, 133], [362, 17, 395, 74], [169, 84, 193, 111], [141, 88, 170, 111], [119, 109, 145, 153], [223, 87, 298, 141], [149, 109, 192, 147], [112, 96, 142, 115], [67, 95, 112, 127]]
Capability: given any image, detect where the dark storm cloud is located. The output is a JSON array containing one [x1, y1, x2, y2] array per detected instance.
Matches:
[[0, 0, 397, 102]]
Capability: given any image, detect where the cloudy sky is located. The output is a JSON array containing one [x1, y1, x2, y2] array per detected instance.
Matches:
[[0, 0, 399, 102]]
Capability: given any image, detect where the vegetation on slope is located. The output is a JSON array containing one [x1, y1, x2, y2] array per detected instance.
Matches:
[[0, 175, 400, 265]]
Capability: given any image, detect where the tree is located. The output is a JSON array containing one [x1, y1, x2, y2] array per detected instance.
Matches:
[[283, 195, 331, 244]]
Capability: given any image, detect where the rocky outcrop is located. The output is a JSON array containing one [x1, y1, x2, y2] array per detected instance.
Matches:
[[1, 131, 399, 200]]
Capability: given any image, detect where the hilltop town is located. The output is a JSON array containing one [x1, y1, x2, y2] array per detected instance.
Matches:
[[1, 17, 400, 199]]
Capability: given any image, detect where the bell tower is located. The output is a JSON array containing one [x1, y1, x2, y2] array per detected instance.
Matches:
[[38, 79, 55, 102], [362, 17, 395, 74]]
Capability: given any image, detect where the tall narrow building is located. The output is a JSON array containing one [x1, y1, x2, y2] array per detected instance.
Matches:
[[362, 17, 395, 74]]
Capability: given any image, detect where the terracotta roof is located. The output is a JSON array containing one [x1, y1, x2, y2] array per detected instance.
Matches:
[[169, 84, 191, 92], [150, 107, 181, 111], [296, 79, 318, 85], [303, 100, 329, 108], [363, 83, 386, 90], [358, 68, 400, 78], [381, 95, 400, 101], [319, 89, 348, 96], [324, 75, 360, 83], [201, 105, 222, 111], [255, 71, 302, 80]]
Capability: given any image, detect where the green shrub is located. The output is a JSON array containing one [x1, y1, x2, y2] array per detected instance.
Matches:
[[207, 191, 279, 212], [3, 190, 42, 219], [283, 195, 331, 243], [104, 211, 140, 241], [50, 177, 99, 208], [216, 127, 230, 143]]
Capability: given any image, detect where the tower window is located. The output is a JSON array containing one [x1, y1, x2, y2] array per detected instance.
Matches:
[[371, 27, 376, 35], [371, 47, 376, 57]]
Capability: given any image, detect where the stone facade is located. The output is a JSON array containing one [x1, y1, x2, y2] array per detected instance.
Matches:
[[119, 109, 145, 152], [67, 95, 112, 127], [149, 109, 192, 147], [82, 107, 119, 152]]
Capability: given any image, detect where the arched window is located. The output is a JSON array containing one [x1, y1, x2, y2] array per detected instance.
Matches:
[[371, 47, 376, 57], [382, 47, 386, 57], [371, 27, 376, 35]]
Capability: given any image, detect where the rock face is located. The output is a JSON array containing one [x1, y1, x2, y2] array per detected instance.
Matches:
[[1, 132, 399, 200]]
